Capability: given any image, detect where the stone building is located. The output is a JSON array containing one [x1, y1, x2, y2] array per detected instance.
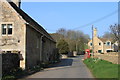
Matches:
[[0, 0, 56, 69], [88, 28, 118, 53]]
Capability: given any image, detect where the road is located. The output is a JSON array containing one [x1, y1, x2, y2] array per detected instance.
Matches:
[[24, 55, 94, 79]]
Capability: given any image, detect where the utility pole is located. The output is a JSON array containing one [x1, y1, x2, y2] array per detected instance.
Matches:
[[76, 41, 77, 52], [92, 25, 94, 57], [76, 33, 78, 52]]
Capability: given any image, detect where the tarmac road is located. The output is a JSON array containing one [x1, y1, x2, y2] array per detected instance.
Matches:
[[25, 55, 94, 79]]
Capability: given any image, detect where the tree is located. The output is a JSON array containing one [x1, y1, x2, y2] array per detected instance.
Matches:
[[50, 33, 64, 42], [102, 32, 113, 38], [57, 39, 69, 54], [110, 24, 120, 41], [65, 30, 90, 52], [53, 28, 90, 53], [102, 31, 116, 43], [56, 28, 67, 38], [110, 24, 120, 51]]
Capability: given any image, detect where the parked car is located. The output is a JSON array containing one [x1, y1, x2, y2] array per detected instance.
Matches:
[[77, 51, 85, 55]]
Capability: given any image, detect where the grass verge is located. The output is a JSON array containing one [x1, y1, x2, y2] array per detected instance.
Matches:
[[83, 58, 119, 79]]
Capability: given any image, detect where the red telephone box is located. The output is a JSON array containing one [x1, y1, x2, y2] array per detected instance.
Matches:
[[84, 49, 91, 59]]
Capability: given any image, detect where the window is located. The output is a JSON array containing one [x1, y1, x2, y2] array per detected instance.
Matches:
[[2, 24, 7, 35], [1, 24, 13, 35], [90, 43, 92, 46], [8, 24, 12, 34], [98, 50, 102, 53], [99, 42, 101, 46], [106, 50, 112, 52], [106, 42, 110, 46]]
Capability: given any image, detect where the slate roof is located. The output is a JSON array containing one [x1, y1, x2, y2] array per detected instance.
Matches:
[[7, 1, 55, 42]]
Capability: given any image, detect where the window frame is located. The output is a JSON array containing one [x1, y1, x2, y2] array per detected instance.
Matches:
[[0, 22, 14, 36], [106, 41, 111, 46], [99, 42, 101, 46], [98, 50, 102, 53], [7, 24, 13, 35], [1, 24, 7, 35], [90, 43, 92, 46]]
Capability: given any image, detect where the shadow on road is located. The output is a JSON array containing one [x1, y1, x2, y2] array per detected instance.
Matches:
[[48, 58, 73, 68]]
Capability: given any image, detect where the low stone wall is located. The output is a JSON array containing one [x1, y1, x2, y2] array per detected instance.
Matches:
[[94, 52, 119, 64]]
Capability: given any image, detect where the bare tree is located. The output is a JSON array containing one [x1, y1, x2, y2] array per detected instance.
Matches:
[[102, 32, 116, 42], [56, 28, 67, 38], [102, 32, 114, 38], [52, 28, 90, 53], [110, 24, 120, 50], [110, 24, 120, 41]]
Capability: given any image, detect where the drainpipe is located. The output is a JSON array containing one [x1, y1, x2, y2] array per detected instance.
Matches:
[[103, 42, 105, 53], [40, 35, 44, 62]]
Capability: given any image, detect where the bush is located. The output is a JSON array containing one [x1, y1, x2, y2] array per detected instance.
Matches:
[[2, 67, 28, 79], [2, 65, 43, 79], [2, 76, 16, 80]]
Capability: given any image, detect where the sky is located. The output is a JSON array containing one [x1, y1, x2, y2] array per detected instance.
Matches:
[[21, 2, 118, 38]]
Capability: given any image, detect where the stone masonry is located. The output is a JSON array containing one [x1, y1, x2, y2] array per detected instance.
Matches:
[[0, 0, 56, 69]]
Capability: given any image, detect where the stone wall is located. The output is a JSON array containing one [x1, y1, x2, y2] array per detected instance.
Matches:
[[26, 24, 56, 69], [26, 25, 42, 69], [94, 52, 119, 64], [0, 1, 56, 70], [0, 1, 26, 69], [42, 38, 56, 63]]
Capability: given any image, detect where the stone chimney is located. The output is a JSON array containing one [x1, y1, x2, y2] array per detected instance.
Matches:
[[12, 0, 21, 8], [93, 28, 97, 37], [93, 28, 98, 53]]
